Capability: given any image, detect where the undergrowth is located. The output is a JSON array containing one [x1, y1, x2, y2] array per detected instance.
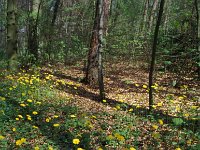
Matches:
[[0, 67, 199, 150]]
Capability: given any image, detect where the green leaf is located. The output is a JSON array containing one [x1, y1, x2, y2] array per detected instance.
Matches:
[[164, 61, 172, 65], [172, 118, 184, 126], [172, 80, 177, 87]]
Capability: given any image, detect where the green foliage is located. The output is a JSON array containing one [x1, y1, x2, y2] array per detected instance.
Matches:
[[172, 118, 184, 126]]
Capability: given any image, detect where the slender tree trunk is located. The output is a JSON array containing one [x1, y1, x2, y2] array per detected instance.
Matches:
[[149, 0, 165, 111], [142, 0, 149, 32], [28, 0, 41, 62], [163, 0, 171, 34], [7, 0, 17, 69], [51, 0, 60, 26], [98, 0, 105, 100], [149, 0, 159, 33], [85, 0, 106, 99], [47, 0, 60, 62], [195, 0, 200, 79], [103, 0, 111, 36]]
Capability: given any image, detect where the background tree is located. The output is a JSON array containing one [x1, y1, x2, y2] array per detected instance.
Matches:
[[195, 0, 200, 79], [7, 0, 17, 69], [28, 0, 41, 62], [149, 0, 165, 111]]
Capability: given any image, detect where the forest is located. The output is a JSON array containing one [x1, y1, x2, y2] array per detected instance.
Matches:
[[0, 0, 199, 149]]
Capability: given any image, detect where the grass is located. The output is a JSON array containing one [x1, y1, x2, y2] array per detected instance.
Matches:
[[0, 64, 199, 150]]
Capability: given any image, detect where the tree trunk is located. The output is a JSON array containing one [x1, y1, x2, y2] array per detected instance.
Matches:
[[149, 0, 165, 111], [7, 0, 17, 69], [28, 0, 41, 62], [51, 0, 60, 26], [85, 0, 106, 99], [195, 0, 200, 79], [149, 0, 159, 33], [163, 0, 171, 34], [142, 0, 149, 32], [103, 0, 111, 36]]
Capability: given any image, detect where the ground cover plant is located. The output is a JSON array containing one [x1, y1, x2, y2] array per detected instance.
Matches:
[[0, 63, 199, 150]]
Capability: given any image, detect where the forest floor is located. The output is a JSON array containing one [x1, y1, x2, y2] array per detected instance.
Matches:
[[0, 60, 199, 150]]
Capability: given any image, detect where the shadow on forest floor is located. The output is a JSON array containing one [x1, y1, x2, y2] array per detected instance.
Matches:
[[42, 69, 200, 133]]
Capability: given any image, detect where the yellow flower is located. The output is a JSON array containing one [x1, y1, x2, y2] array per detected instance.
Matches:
[[175, 148, 181, 150], [70, 115, 76, 118], [98, 148, 103, 150], [142, 85, 147, 89], [151, 85, 158, 89], [29, 80, 33, 84], [16, 138, 26, 146], [130, 147, 136, 150], [0, 96, 6, 101], [36, 101, 41, 105], [53, 115, 59, 118], [73, 138, 80, 144], [18, 115, 23, 118], [91, 115, 97, 119], [77, 148, 84, 150], [176, 106, 181, 112], [32, 111, 38, 115], [0, 135, 5, 140], [158, 119, 164, 125], [9, 87, 13, 90], [12, 128, 16, 132], [16, 118, 20, 121], [136, 104, 140, 108], [135, 83, 139, 87], [114, 133, 125, 141], [152, 105, 157, 109], [119, 99, 124, 103], [102, 99, 107, 103], [128, 108, 133, 112], [27, 117, 32, 120], [152, 125, 158, 130], [33, 125, 38, 129], [116, 105, 120, 110], [157, 102, 163, 107], [184, 113, 189, 117], [46, 118, 51, 122], [20, 103, 26, 107], [34, 146, 40, 150], [178, 96, 184, 100], [53, 124, 60, 127], [191, 106, 198, 110], [27, 99, 33, 103]]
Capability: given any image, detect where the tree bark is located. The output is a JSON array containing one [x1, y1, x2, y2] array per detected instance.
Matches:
[[163, 0, 171, 34], [149, 0, 159, 33], [7, 0, 17, 69], [28, 0, 41, 62], [51, 0, 60, 26], [149, 0, 165, 111], [85, 0, 106, 99], [142, 0, 149, 32], [195, 0, 200, 79]]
